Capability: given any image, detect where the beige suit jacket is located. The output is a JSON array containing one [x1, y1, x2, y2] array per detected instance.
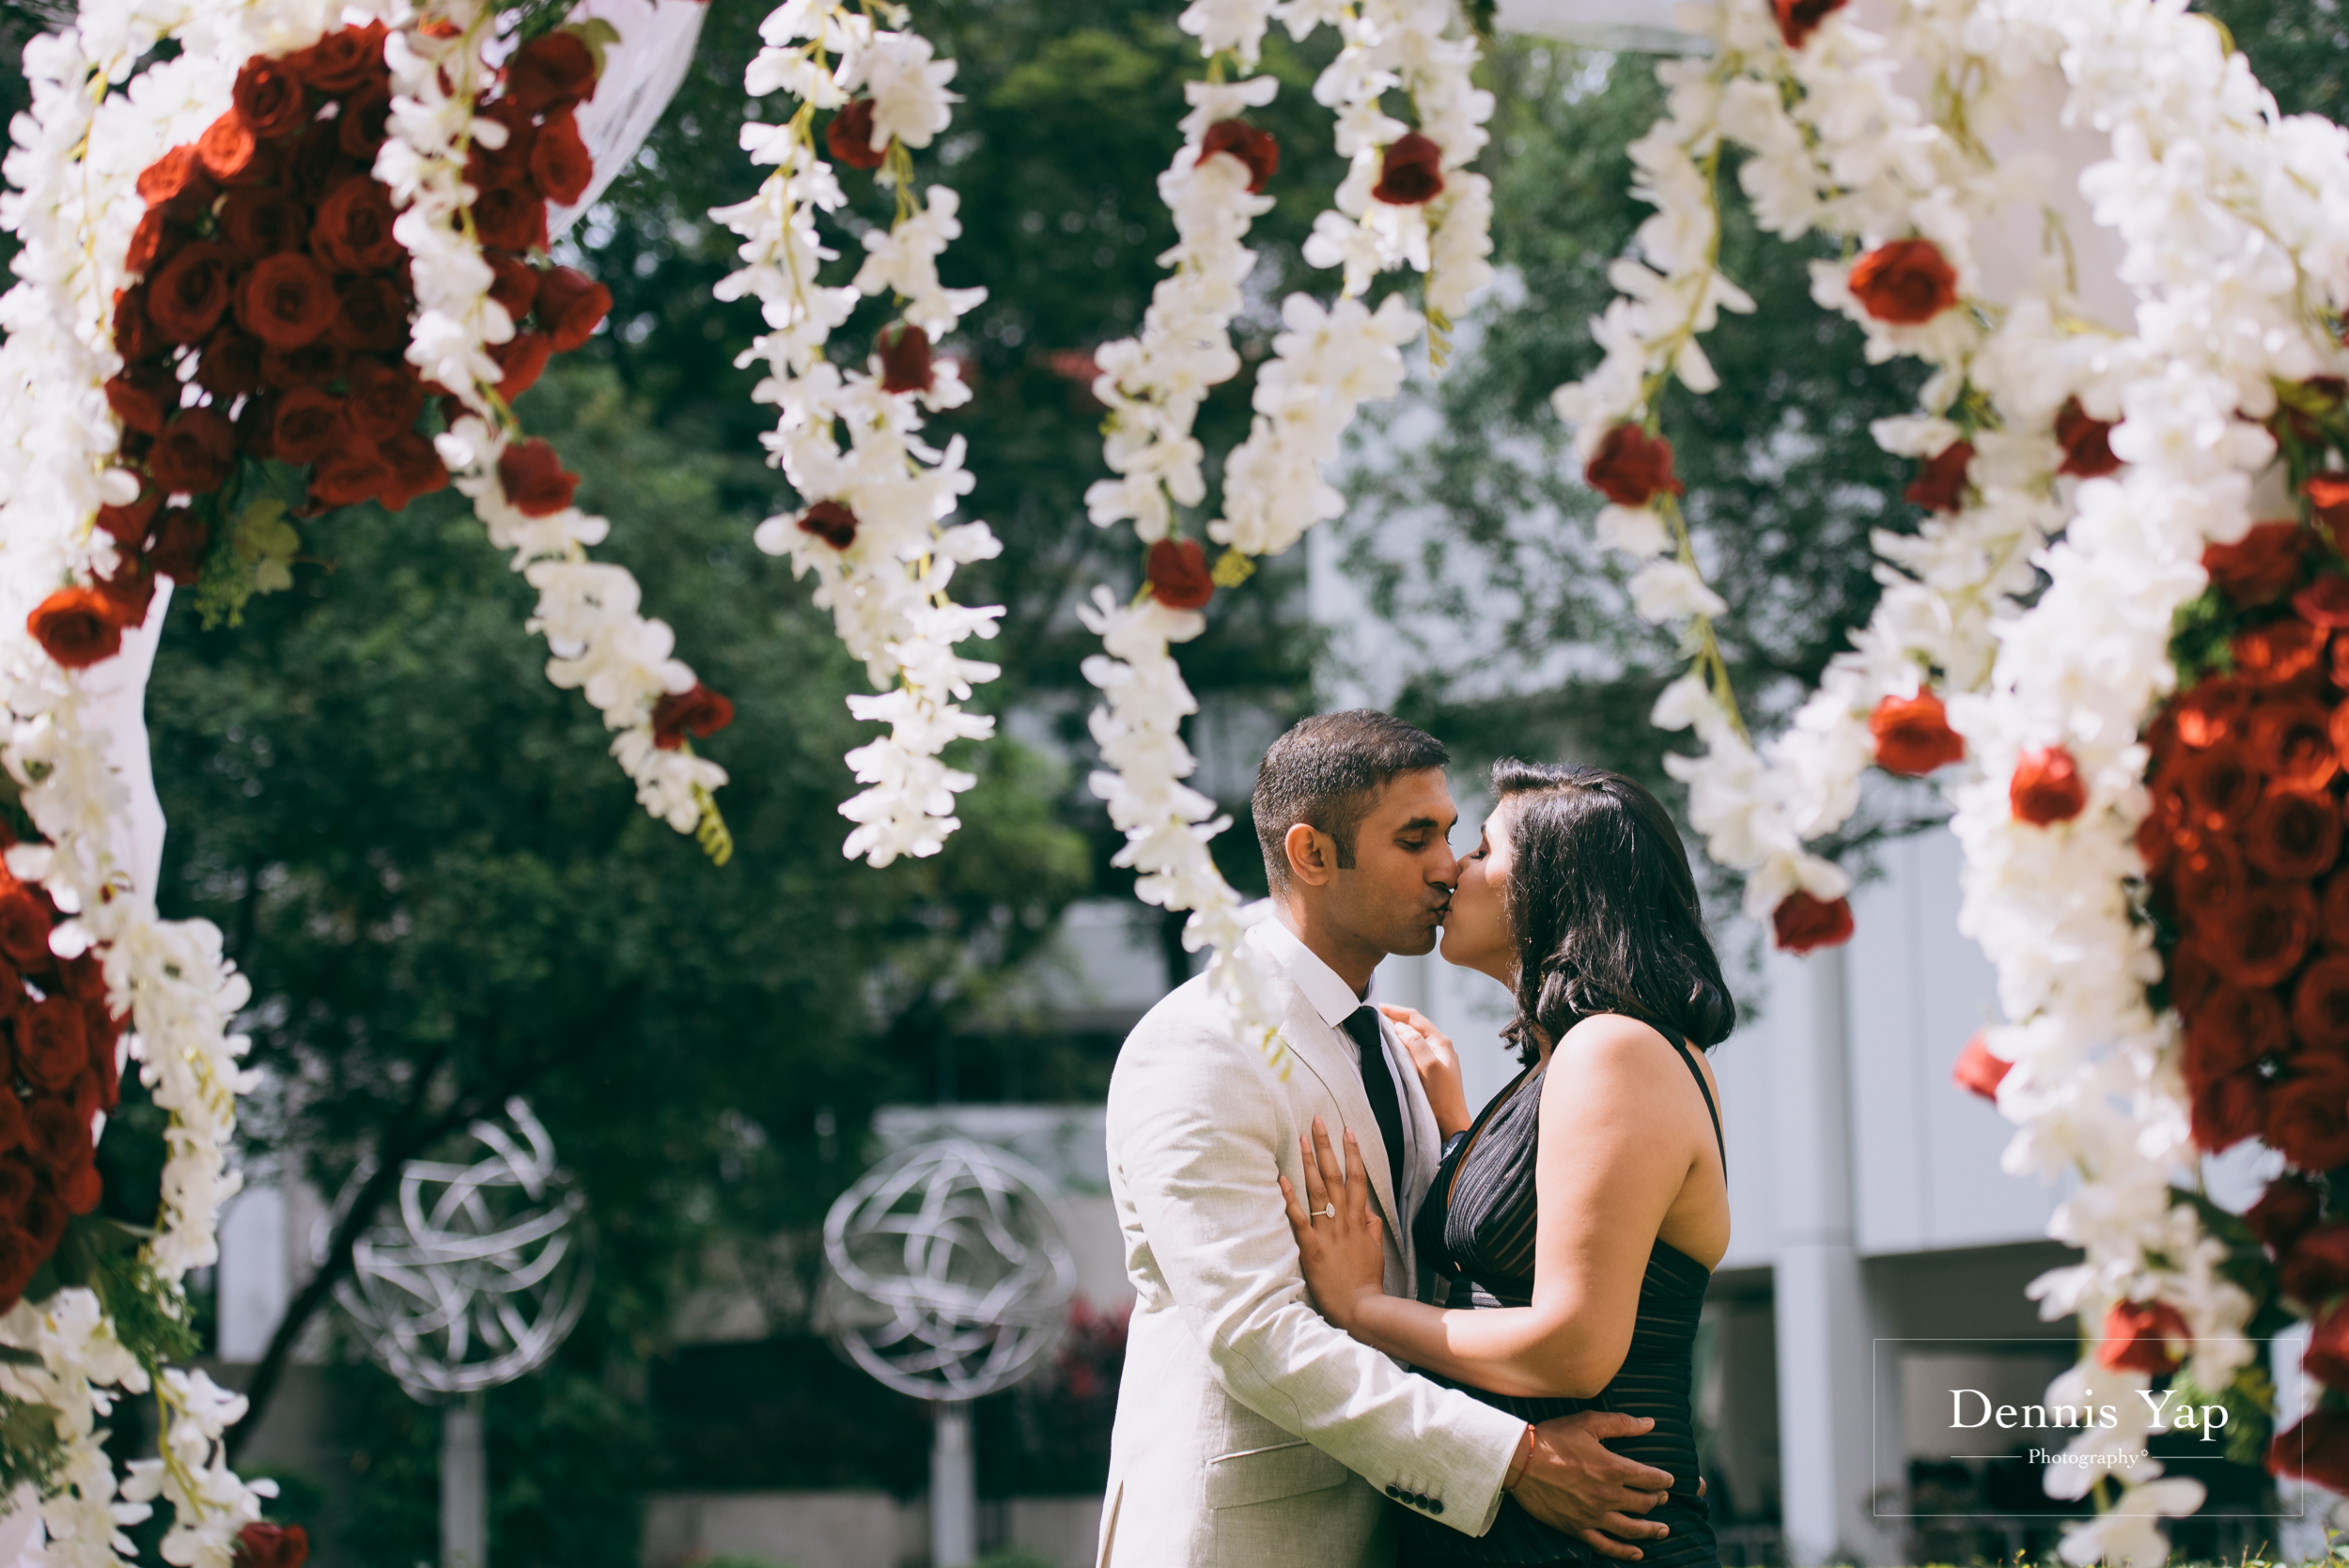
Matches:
[[1096, 921, 1524, 1567]]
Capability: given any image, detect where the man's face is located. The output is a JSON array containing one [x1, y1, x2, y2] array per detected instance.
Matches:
[[1328, 768, 1461, 957]]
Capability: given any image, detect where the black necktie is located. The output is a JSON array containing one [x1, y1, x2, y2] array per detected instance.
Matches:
[[1341, 1005, 1408, 1198]]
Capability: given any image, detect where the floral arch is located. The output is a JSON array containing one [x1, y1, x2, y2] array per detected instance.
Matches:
[[1, 0, 2345, 1556]]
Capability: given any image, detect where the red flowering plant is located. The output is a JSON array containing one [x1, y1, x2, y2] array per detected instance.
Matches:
[[2125, 375, 2349, 1480]]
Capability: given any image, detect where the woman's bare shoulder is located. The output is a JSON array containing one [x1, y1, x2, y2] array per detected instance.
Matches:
[[1542, 1014, 1716, 1108]]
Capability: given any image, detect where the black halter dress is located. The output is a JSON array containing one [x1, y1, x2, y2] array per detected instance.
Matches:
[[1399, 1031, 1723, 1568]]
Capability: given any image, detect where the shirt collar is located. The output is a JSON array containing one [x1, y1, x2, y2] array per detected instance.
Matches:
[[1256, 916, 1366, 1030]]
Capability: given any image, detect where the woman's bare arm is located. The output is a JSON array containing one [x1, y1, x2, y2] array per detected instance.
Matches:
[[1282, 1017, 1703, 1400]]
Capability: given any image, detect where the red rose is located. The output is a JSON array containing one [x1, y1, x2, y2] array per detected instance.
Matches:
[[2271, 1411, 2349, 1490], [496, 439, 579, 517], [16, 1000, 85, 1094], [507, 31, 598, 115], [195, 328, 264, 400], [104, 371, 173, 437], [2297, 955, 2349, 1053], [2010, 746, 2087, 826], [488, 253, 539, 320], [124, 207, 182, 277], [2236, 618, 2327, 687], [534, 266, 610, 354], [271, 388, 344, 464], [2285, 1222, 2349, 1304], [1771, 0, 1846, 47], [1584, 425, 1683, 508], [651, 684, 736, 750], [2246, 1174, 2323, 1250], [337, 82, 393, 162], [875, 322, 935, 396], [2054, 397, 2122, 478], [1903, 441, 1973, 513], [471, 100, 537, 183], [24, 1094, 86, 1172], [146, 241, 235, 343], [289, 22, 386, 94], [1848, 239, 1959, 325], [235, 1522, 311, 1568], [217, 187, 305, 262], [2203, 520, 2307, 607], [825, 99, 888, 169], [2183, 984, 2287, 1084], [2094, 1298, 2188, 1374], [473, 182, 548, 254], [344, 360, 422, 443], [2172, 676, 2249, 749], [135, 146, 215, 221], [238, 252, 337, 349], [2251, 699, 2338, 791], [0, 888, 51, 970], [23, 1188, 63, 1253], [490, 332, 552, 400], [2308, 474, 2349, 536], [233, 56, 309, 139], [1772, 891, 1854, 955], [0, 1102, 20, 1160], [2326, 874, 2349, 950], [56, 1162, 101, 1218], [2170, 839, 2248, 933], [148, 509, 210, 584], [2179, 741, 2262, 831], [309, 442, 390, 509], [1870, 691, 1965, 776], [148, 408, 238, 494], [2189, 1066, 2266, 1153], [284, 122, 357, 202], [29, 591, 122, 671], [195, 111, 267, 185], [379, 431, 449, 513], [2269, 1051, 2349, 1172], [97, 488, 161, 547], [260, 340, 346, 391], [529, 109, 593, 205], [94, 559, 154, 632], [309, 177, 402, 273], [326, 275, 412, 355], [1951, 1032, 2009, 1102], [1199, 119, 1279, 193], [113, 285, 161, 364], [2247, 787, 2341, 881], [0, 1226, 36, 1308], [799, 500, 858, 549], [2211, 882, 2317, 988], [1372, 132, 1445, 206], [1147, 538, 1216, 612], [2299, 576, 2349, 629]]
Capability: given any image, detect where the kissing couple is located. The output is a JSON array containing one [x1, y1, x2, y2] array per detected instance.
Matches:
[[1097, 711, 1734, 1568]]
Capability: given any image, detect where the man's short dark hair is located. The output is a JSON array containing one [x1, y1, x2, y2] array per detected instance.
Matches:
[[1252, 711, 1449, 890]]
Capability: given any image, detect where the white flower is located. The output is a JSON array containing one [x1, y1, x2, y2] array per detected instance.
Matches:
[[1628, 561, 1728, 623]]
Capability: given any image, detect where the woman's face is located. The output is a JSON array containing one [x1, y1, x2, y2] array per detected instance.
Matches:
[[1439, 806, 1516, 986]]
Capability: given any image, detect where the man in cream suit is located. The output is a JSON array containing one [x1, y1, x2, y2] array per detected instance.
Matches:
[[1099, 712, 1680, 1567]]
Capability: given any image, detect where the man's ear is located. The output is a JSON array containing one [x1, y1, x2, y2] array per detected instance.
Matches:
[[1284, 822, 1337, 888]]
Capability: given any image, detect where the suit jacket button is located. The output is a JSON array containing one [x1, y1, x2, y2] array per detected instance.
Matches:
[[1429, 1498, 1444, 1515], [1385, 1484, 1401, 1498]]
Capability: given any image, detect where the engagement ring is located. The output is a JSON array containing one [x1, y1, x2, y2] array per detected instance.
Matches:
[[1317, 1203, 1337, 1219]]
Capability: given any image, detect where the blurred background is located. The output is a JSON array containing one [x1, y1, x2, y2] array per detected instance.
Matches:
[[3, 0, 2345, 1562]]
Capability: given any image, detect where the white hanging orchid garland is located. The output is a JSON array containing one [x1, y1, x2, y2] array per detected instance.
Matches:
[[1553, 0, 2349, 1545], [385, 0, 735, 862], [714, 0, 1003, 868], [1082, 0, 1495, 1065]]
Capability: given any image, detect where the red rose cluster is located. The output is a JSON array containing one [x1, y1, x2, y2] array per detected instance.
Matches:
[[0, 857, 125, 1311], [2141, 523, 2349, 1179]]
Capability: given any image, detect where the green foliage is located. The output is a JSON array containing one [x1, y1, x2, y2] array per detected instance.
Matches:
[[0, 1392, 65, 1501]]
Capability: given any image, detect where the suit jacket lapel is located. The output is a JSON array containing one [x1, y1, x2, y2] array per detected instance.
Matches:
[[1270, 981, 1407, 1254]]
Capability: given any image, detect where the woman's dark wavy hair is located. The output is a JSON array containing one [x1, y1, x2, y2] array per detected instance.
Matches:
[[1491, 761, 1736, 1064]]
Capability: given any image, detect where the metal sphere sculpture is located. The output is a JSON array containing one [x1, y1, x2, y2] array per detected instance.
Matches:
[[822, 1137, 1076, 1401], [334, 1099, 591, 1398]]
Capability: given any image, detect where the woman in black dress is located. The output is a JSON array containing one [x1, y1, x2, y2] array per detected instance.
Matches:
[[1280, 762, 1735, 1568]]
